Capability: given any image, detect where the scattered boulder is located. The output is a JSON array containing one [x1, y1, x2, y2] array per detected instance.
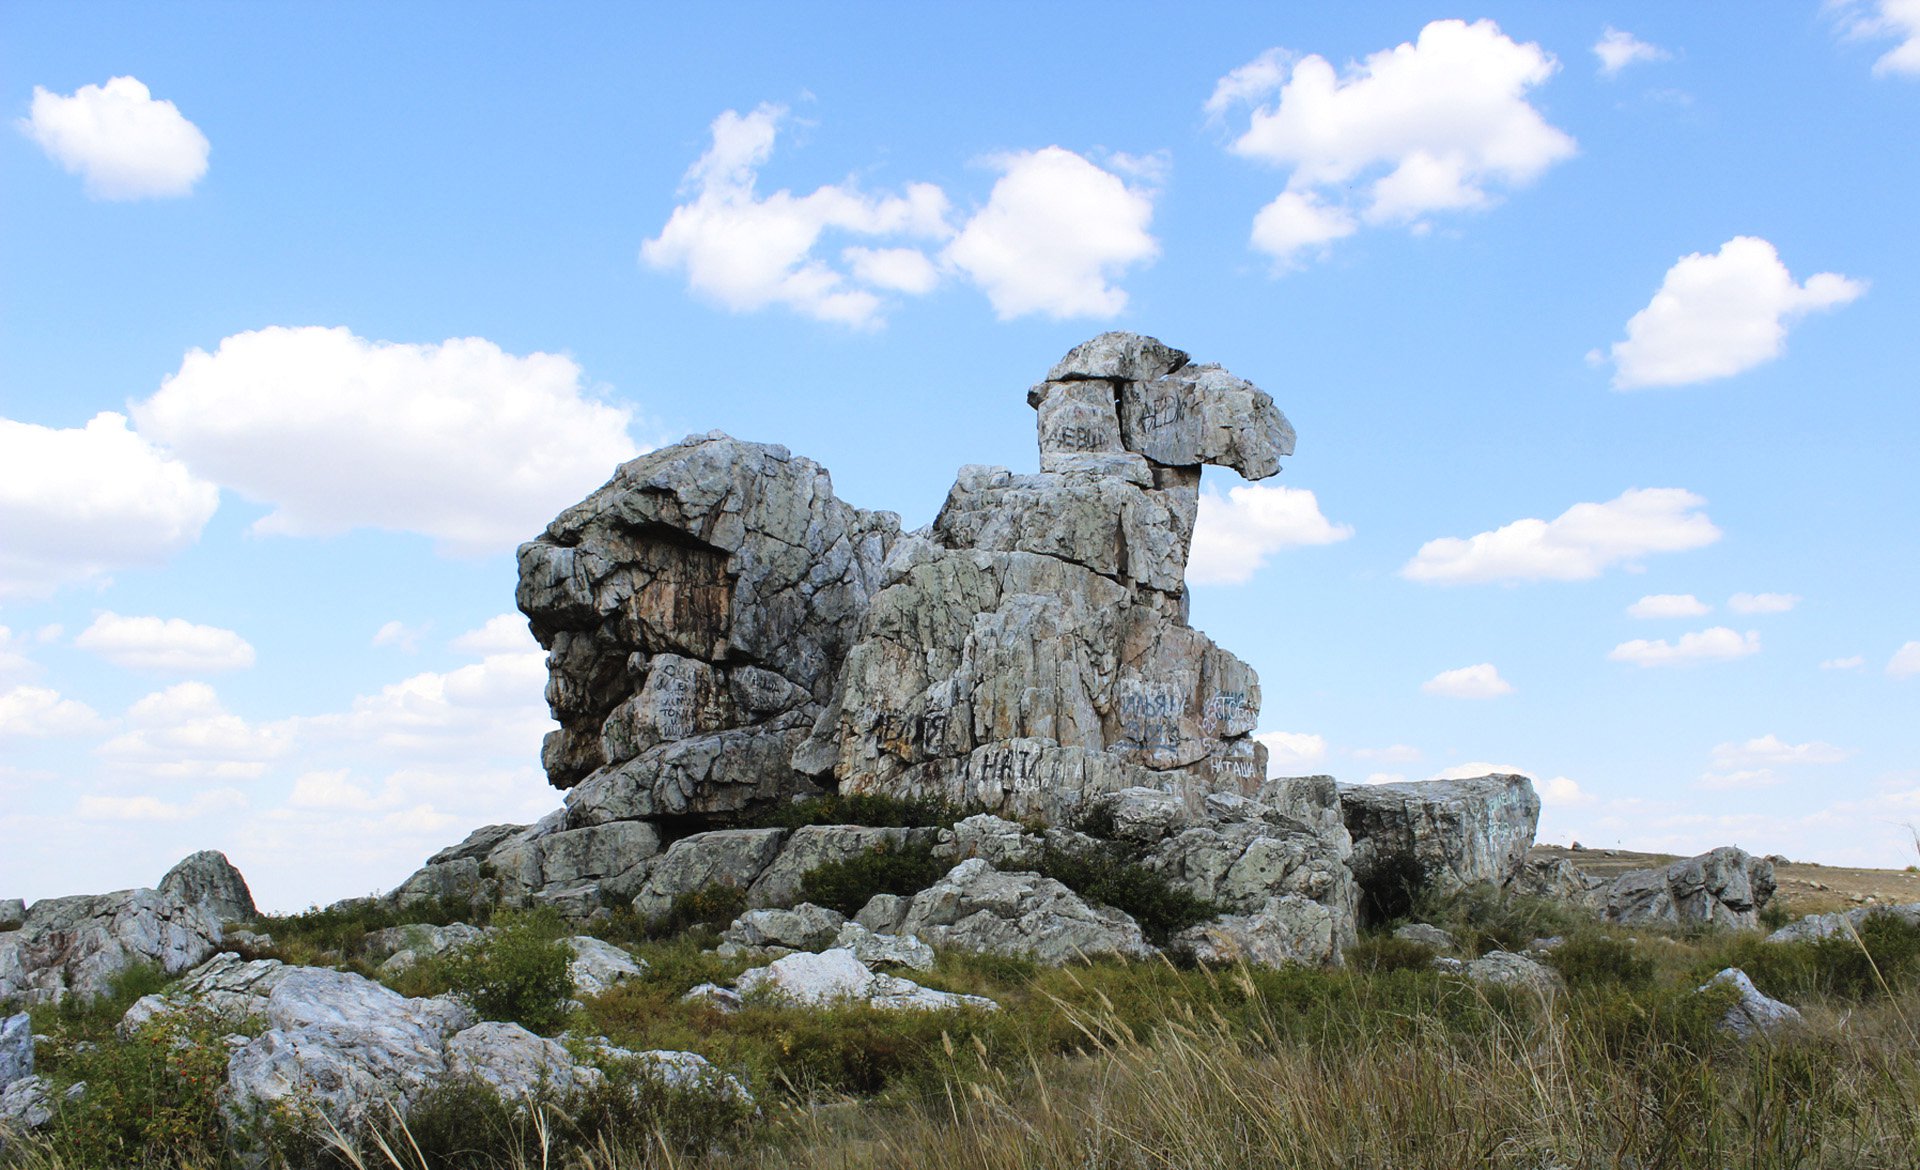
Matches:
[[892, 859, 1154, 964], [157, 851, 258, 925], [367, 923, 490, 974], [938, 814, 1045, 869], [1174, 894, 1342, 967], [831, 922, 936, 971], [1393, 923, 1457, 950], [1702, 968, 1801, 1039], [1511, 854, 1607, 909], [0, 1074, 61, 1136], [1340, 775, 1541, 908], [717, 904, 847, 956], [1451, 950, 1562, 995], [1766, 902, 1920, 944], [733, 948, 995, 1012], [566, 936, 646, 997], [0, 1013, 29, 1090], [443, 1020, 601, 1100], [1604, 847, 1775, 929], [119, 952, 293, 1035]]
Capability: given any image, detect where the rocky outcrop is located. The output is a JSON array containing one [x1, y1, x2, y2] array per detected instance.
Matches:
[[628, 829, 788, 923], [1702, 968, 1800, 1039], [717, 903, 848, 956], [389, 814, 662, 913], [1340, 775, 1541, 907], [1604, 847, 1775, 929], [0, 1013, 29, 1091], [0, 853, 248, 1005], [1174, 895, 1343, 967], [1765, 902, 1920, 944], [566, 936, 646, 997], [726, 947, 995, 1012], [889, 859, 1155, 964]]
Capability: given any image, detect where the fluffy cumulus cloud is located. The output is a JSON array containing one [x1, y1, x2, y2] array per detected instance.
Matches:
[[1604, 237, 1865, 389], [0, 685, 106, 738], [1187, 484, 1352, 585], [77, 788, 246, 823], [300, 647, 552, 761], [1257, 730, 1328, 772], [642, 104, 954, 327], [450, 614, 537, 657], [1711, 734, 1852, 768], [1628, 593, 1710, 619], [1403, 488, 1719, 585], [96, 682, 292, 779], [1208, 20, 1575, 266], [1698, 769, 1781, 791], [372, 621, 427, 653], [1729, 592, 1800, 614], [1608, 626, 1760, 667], [130, 326, 638, 556], [74, 613, 255, 673], [1594, 28, 1672, 77], [1420, 663, 1514, 699], [1889, 641, 1920, 678], [18, 75, 209, 199], [1838, 0, 1920, 76], [942, 147, 1159, 319], [0, 412, 219, 597]]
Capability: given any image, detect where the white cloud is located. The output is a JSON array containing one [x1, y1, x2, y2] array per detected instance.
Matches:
[[1187, 484, 1352, 585], [1820, 655, 1865, 670], [1353, 744, 1422, 763], [1699, 769, 1782, 791], [76, 788, 245, 823], [1362, 772, 1407, 785], [1428, 761, 1526, 781], [1421, 663, 1514, 699], [1888, 641, 1920, 678], [18, 76, 209, 199], [1838, 0, 1920, 76], [1594, 28, 1672, 77], [451, 614, 537, 656], [130, 326, 638, 556], [97, 682, 291, 779], [1258, 730, 1328, 772], [0, 628, 36, 680], [372, 621, 427, 653], [0, 685, 106, 739], [1628, 593, 1711, 619], [74, 612, 255, 673], [1211, 19, 1575, 266], [1606, 237, 1865, 389], [1729, 592, 1800, 614], [0, 412, 219, 597], [1608, 626, 1760, 667], [301, 650, 552, 761], [641, 104, 953, 327], [1539, 775, 1595, 805], [943, 146, 1158, 320], [1711, 734, 1852, 767], [1403, 488, 1719, 585]]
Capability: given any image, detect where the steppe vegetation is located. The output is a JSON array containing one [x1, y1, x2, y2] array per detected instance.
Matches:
[[7, 866, 1920, 1170]]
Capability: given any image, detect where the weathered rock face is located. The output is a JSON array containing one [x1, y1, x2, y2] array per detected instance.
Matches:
[[158, 850, 258, 925], [517, 433, 902, 824], [890, 858, 1155, 964], [0, 1013, 29, 1091], [1339, 775, 1541, 911], [1766, 902, 1920, 945], [1702, 968, 1800, 1039], [1604, 847, 1775, 929]]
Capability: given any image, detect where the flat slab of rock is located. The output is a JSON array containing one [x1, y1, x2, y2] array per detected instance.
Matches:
[[1175, 894, 1341, 967], [1393, 923, 1457, 950], [734, 947, 995, 1012]]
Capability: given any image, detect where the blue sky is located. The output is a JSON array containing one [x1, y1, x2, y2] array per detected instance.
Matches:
[[3, 3, 1916, 911]]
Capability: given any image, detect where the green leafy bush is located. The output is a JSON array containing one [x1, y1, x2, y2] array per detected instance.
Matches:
[[45, 1006, 231, 1164], [1035, 839, 1215, 947], [441, 909, 576, 1034], [798, 840, 948, 916], [647, 882, 751, 939]]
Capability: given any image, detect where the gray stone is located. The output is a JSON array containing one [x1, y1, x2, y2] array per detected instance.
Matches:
[[1340, 775, 1541, 904], [566, 936, 646, 997], [1604, 847, 1775, 929], [1094, 787, 1190, 844], [1175, 895, 1341, 967], [119, 952, 294, 1035], [0, 864, 231, 1005], [734, 947, 996, 1012], [1512, 855, 1607, 908], [853, 893, 911, 935], [1393, 923, 1456, 950], [1146, 797, 1358, 944], [831, 922, 936, 971], [157, 851, 257, 925], [0, 902, 24, 932], [719, 904, 847, 954], [365, 922, 490, 963], [629, 828, 788, 923], [425, 823, 531, 867], [1457, 950, 1562, 994], [1702, 968, 1801, 1039], [444, 1020, 601, 1100], [1765, 902, 1920, 944], [938, 814, 1044, 869], [488, 820, 664, 902], [895, 859, 1154, 964], [0, 1074, 53, 1133], [1043, 332, 1190, 385], [746, 825, 935, 909], [0, 1013, 30, 1091]]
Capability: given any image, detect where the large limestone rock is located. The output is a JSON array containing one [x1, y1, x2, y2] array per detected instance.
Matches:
[[0, 1013, 29, 1091], [1604, 847, 1775, 929], [391, 813, 663, 915], [891, 858, 1154, 964], [628, 828, 788, 922], [1339, 775, 1541, 906], [731, 947, 995, 1012], [0, 854, 245, 1005], [1766, 902, 1920, 944], [518, 433, 902, 822], [1174, 894, 1343, 967]]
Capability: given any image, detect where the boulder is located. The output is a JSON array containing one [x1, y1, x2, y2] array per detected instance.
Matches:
[[391, 815, 663, 915], [1604, 847, 1775, 929], [1340, 775, 1541, 906], [1765, 902, 1920, 944], [366, 923, 490, 965], [628, 829, 788, 923], [1450, 950, 1562, 994], [157, 851, 258, 925], [0, 1013, 29, 1091], [120, 952, 294, 1035], [0, 901, 25, 932], [1511, 854, 1607, 908], [1393, 923, 1457, 950], [0, 1074, 53, 1134], [831, 922, 936, 971], [938, 814, 1045, 869], [1175, 895, 1342, 967], [853, 894, 912, 935], [734, 948, 996, 1012], [746, 825, 936, 909], [443, 1021, 601, 1100], [718, 904, 848, 955], [894, 859, 1154, 964], [1702, 968, 1800, 1039], [566, 936, 646, 997]]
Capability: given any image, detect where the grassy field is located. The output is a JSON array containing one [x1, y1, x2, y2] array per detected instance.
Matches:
[[7, 875, 1920, 1169]]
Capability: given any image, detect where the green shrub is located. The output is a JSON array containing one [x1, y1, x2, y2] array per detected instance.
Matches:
[[1035, 839, 1215, 947], [647, 882, 751, 939], [751, 791, 968, 830], [1411, 883, 1590, 955], [1344, 935, 1437, 974], [44, 1006, 230, 1164], [1758, 900, 1791, 931], [1547, 934, 1656, 990], [441, 909, 576, 1034], [798, 840, 948, 916]]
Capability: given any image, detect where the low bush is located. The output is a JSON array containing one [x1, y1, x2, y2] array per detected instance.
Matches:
[[749, 792, 968, 830], [1034, 839, 1215, 947], [44, 1006, 231, 1165], [646, 882, 751, 940], [1343, 934, 1437, 974], [439, 908, 576, 1034], [798, 840, 947, 916], [1547, 933, 1657, 990]]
